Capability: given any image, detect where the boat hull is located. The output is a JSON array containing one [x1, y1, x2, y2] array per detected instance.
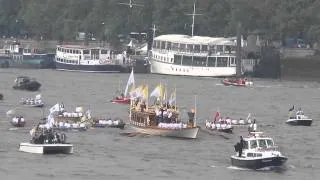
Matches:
[[21, 103, 45, 108], [286, 119, 312, 126], [130, 124, 199, 139], [150, 59, 236, 77], [55, 61, 127, 73], [222, 80, 246, 87], [231, 155, 287, 170], [19, 143, 73, 154], [205, 127, 233, 133], [11, 121, 26, 127], [111, 98, 130, 104]]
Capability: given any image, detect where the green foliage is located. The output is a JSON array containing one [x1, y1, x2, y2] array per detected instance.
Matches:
[[0, 0, 319, 43]]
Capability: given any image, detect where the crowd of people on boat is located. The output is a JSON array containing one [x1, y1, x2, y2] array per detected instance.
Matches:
[[30, 123, 67, 144], [155, 107, 178, 125]]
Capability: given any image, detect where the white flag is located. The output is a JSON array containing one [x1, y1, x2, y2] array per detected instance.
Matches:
[[124, 69, 135, 96], [50, 103, 60, 113]]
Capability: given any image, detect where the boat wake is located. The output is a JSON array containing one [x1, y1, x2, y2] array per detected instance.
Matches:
[[120, 132, 150, 137]]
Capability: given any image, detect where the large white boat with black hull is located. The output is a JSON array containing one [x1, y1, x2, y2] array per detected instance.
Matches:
[[55, 45, 130, 73]]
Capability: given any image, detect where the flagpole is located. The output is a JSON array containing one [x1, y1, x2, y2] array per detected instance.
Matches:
[[194, 94, 197, 127], [146, 85, 149, 111]]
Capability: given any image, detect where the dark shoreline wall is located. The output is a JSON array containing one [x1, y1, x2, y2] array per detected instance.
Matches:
[[280, 56, 320, 81]]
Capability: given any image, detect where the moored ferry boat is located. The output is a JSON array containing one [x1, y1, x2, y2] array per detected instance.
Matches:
[[55, 45, 130, 73], [150, 34, 238, 77]]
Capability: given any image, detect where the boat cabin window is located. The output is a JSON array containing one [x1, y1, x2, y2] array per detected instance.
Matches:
[[266, 139, 274, 147], [174, 55, 182, 65], [160, 41, 166, 49], [167, 42, 172, 50], [101, 50, 108, 54], [258, 139, 267, 148], [179, 44, 186, 51], [250, 140, 258, 149], [207, 57, 216, 67], [217, 45, 223, 53], [193, 56, 206, 66], [83, 50, 90, 54], [216, 57, 228, 67], [187, 44, 193, 52], [182, 56, 192, 65], [172, 43, 179, 51], [247, 153, 262, 157], [194, 45, 200, 53], [201, 45, 208, 52]]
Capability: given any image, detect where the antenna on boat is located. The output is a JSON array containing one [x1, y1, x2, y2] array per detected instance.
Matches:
[[186, 0, 203, 37]]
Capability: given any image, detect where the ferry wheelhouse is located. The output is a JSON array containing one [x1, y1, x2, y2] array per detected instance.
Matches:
[[150, 34, 238, 77], [55, 45, 129, 73]]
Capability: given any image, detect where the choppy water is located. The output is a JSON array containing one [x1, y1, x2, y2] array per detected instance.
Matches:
[[0, 69, 319, 180]]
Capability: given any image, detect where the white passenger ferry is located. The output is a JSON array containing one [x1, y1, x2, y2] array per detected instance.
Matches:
[[55, 45, 129, 73], [149, 1, 241, 77], [150, 34, 238, 77]]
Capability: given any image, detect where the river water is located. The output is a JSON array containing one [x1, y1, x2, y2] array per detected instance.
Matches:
[[0, 69, 319, 180]]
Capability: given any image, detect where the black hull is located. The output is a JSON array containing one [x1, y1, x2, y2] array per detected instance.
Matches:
[[231, 156, 287, 170], [205, 127, 233, 134], [55, 61, 128, 73], [13, 81, 41, 91], [286, 120, 312, 126]]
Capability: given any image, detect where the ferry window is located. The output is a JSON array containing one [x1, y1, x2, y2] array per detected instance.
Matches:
[[156, 41, 160, 49], [256, 153, 262, 157], [217, 45, 223, 52], [231, 57, 236, 64], [83, 50, 90, 54], [101, 50, 108, 54], [167, 42, 172, 50], [194, 45, 200, 53], [187, 44, 193, 52], [193, 56, 206, 66], [179, 44, 186, 51], [247, 153, 254, 157], [266, 139, 274, 147], [258, 140, 267, 148], [201, 45, 208, 52], [250, 140, 258, 149], [172, 43, 179, 51], [182, 56, 192, 66], [207, 57, 216, 67], [225, 46, 232, 54], [216, 57, 228, 67], [160, 41, 166, 49], [174, 55, 182, 65]]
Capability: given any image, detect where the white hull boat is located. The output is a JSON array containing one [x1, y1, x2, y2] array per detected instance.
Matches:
[[19, 143, 73, 154], [286, 109, 313, 126]]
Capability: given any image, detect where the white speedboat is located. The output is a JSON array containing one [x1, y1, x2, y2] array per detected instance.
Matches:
[[286, 110, 312, 126], [19, 127, 73, 154], [19, 143, 73, 154], [231, 132, 287, 170]]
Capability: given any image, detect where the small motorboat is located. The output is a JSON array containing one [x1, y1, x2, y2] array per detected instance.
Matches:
[[13, 76, 41, 91], [205, 119, 233, 133], [11, 116, 26, 127], [286, 108, 312, 126], [231, 132, 287, 170], [92, 118, 126, 129], [20, 94, 44, 108], [110, 97, 131, 104], [222, 78, 253, 87], [19, 127, 73, 154]]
